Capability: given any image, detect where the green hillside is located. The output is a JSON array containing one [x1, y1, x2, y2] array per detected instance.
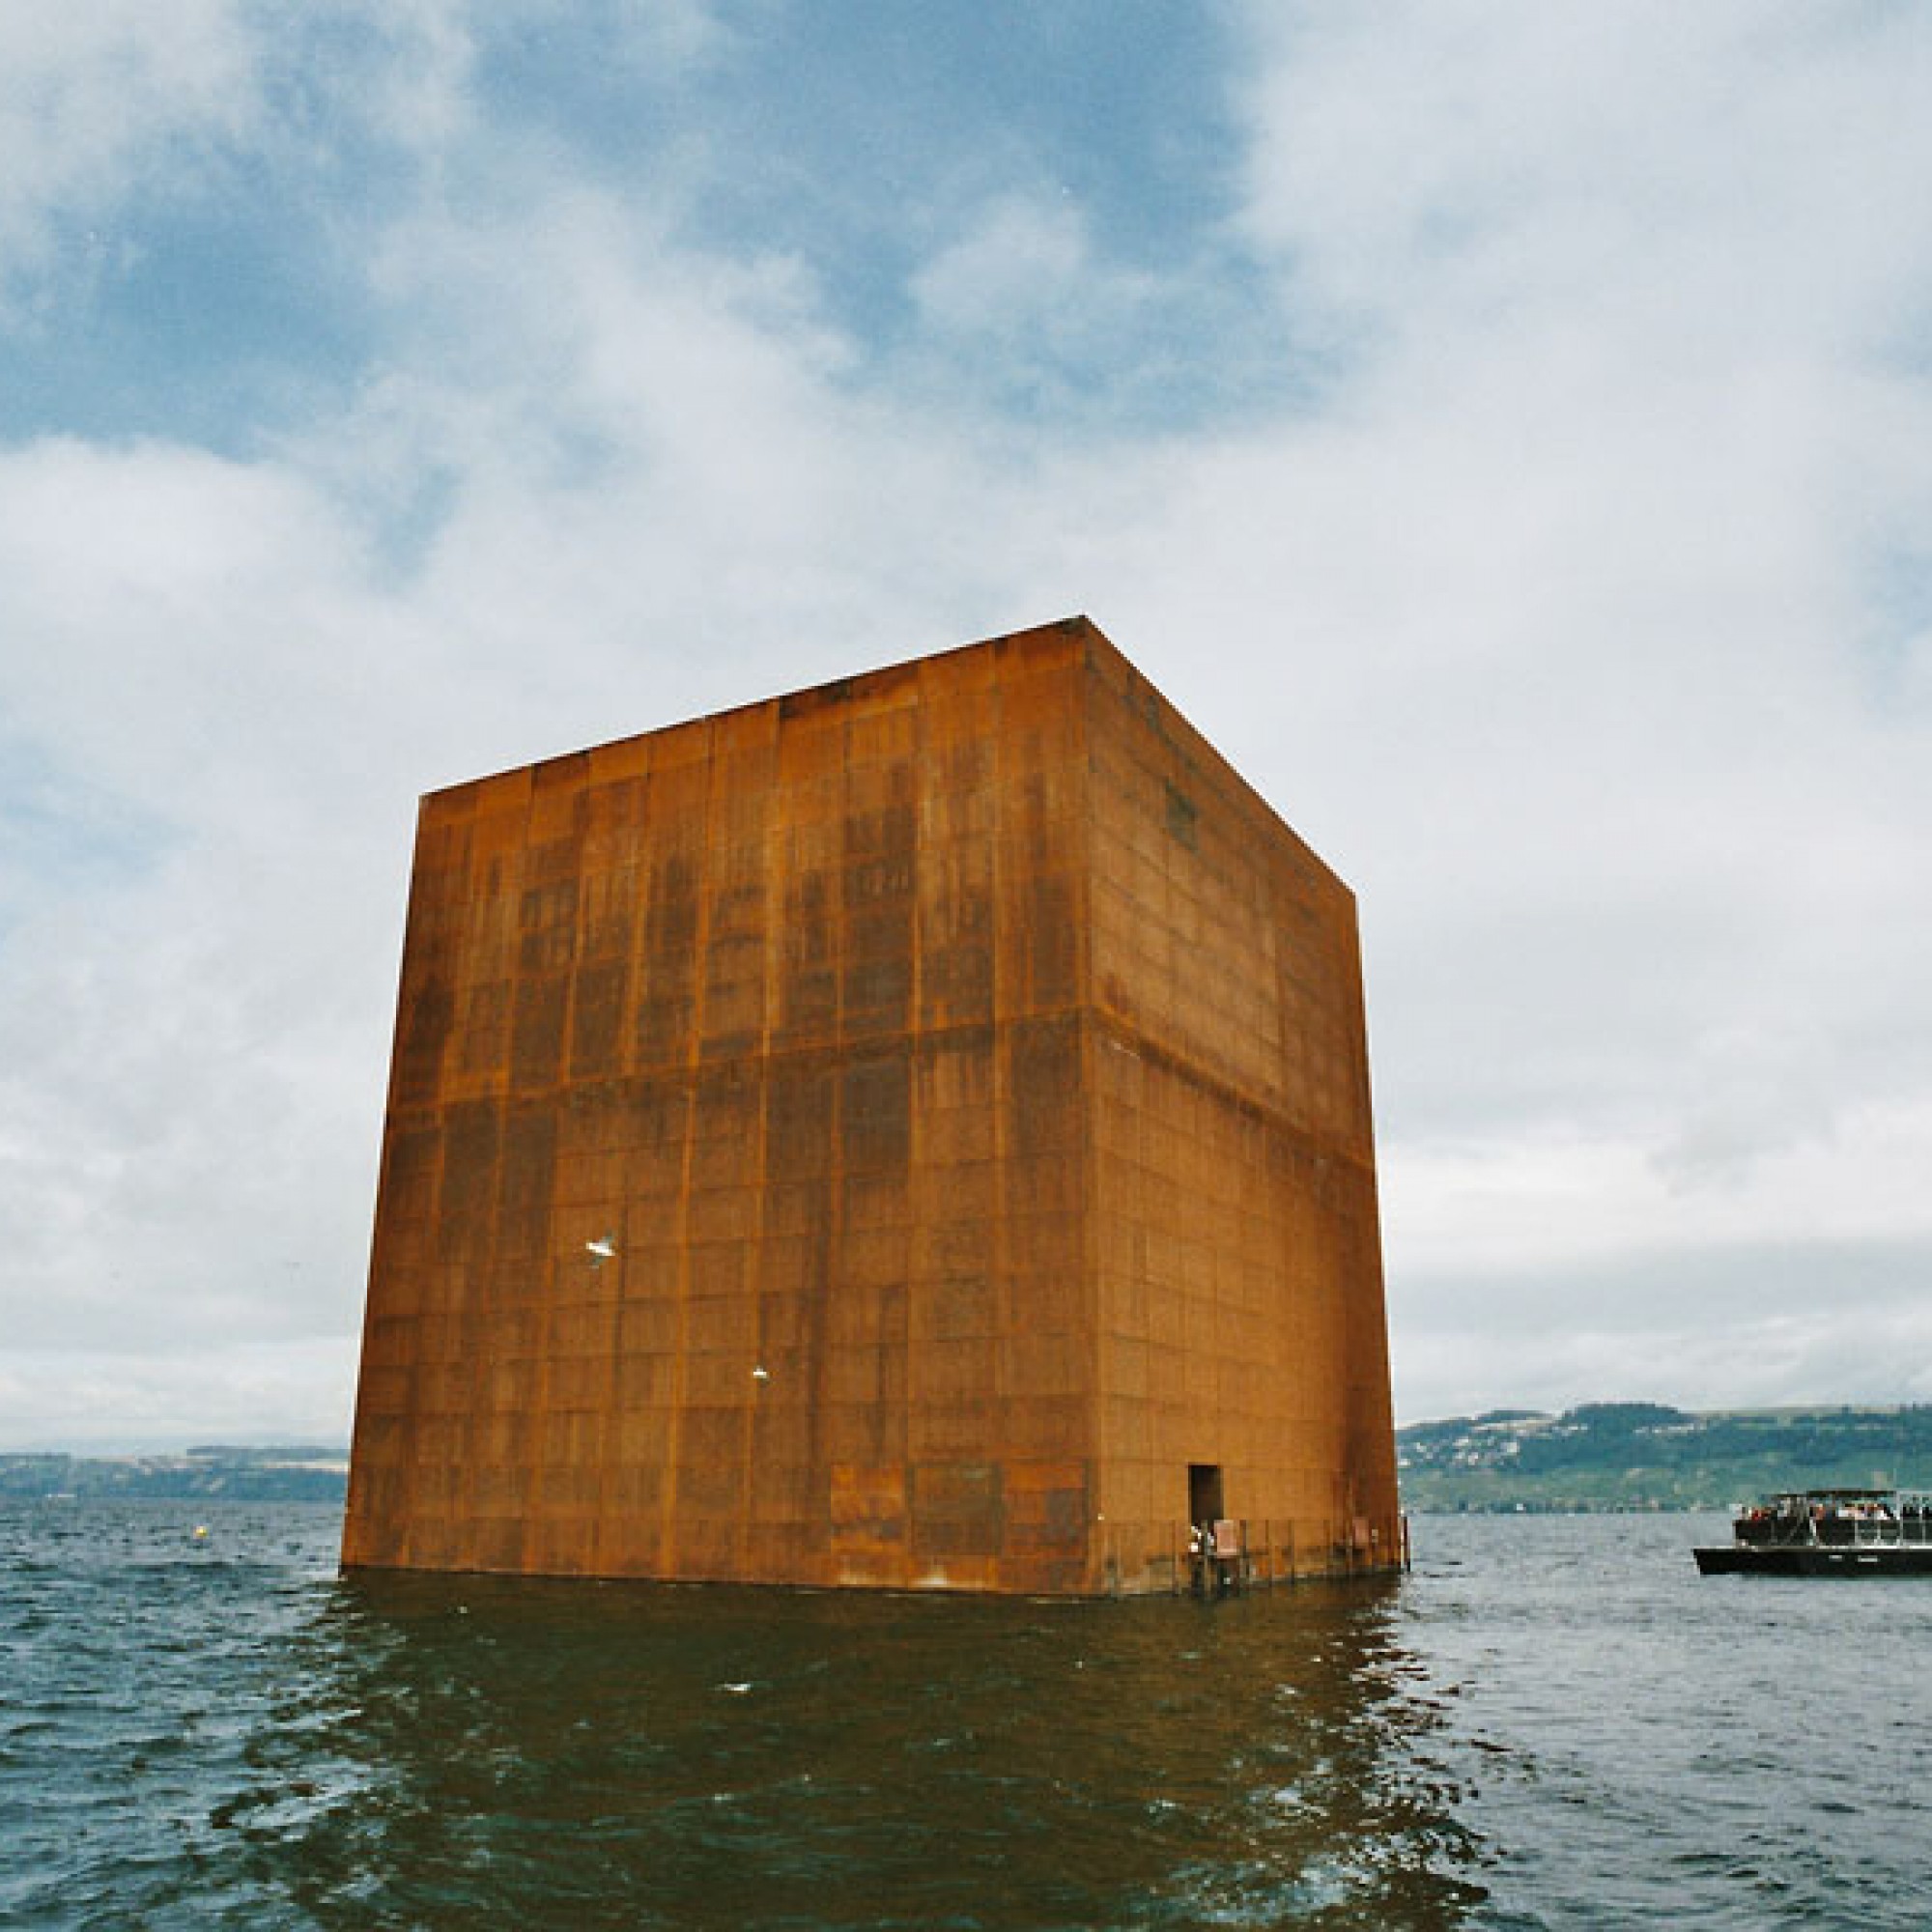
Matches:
[[0, 1445, 348, 1503], [1399, 1403, 1932, 1512], [10, 1407, 1931, 1514]]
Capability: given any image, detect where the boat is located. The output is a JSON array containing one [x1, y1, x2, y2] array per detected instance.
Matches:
[[1694, 1488, 1932, 1576]]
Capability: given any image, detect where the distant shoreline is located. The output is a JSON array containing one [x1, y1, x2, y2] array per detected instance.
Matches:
[[1400, 1402, 1932, 1513], [0, 1446, 348, 1504], [12, 1401, 1930, 1514]]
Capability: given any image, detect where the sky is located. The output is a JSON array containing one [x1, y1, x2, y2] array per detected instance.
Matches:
[[3, 2, 1931, 1449]]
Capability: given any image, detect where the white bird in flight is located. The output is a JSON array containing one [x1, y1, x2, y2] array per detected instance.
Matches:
[[585, 1234, 617, 1263]]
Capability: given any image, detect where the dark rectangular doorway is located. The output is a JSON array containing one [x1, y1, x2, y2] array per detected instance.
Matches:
[[1188, 1463, 1224, 1524]]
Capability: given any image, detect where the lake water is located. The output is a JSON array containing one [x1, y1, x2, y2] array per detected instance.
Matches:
[[4, 1501, 1927, 1928]]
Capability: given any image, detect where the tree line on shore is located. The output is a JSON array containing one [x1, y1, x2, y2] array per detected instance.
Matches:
[[11, 1403, 1930, 1513], [1400, 1402, 1932, 1512], [0, 1445, 347, 1503]]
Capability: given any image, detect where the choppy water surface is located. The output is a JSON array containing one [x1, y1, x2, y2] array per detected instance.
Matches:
[[3, 1504, 1928, 1928]]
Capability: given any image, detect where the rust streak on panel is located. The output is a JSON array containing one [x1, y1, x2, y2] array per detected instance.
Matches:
[[343, 616, 1400, 1593]]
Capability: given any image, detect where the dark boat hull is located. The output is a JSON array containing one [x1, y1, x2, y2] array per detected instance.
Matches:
[[1695, 1543, 1932, 1577]]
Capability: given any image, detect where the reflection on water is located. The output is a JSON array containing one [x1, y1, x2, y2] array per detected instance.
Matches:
[[15, 1504, 1932, 1927], [250, 1566, 1487, 1929]]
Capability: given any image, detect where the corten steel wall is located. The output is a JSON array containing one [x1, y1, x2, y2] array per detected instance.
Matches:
[[342, 616, 1398, 1593], [1083, 647, 1400, 1591]]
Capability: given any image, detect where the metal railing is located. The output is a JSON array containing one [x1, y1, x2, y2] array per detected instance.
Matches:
[[1156, 1515, 1410, 1594]]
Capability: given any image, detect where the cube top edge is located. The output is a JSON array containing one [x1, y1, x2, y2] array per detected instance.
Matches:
[[417, 614, 1106, 821], [409, 613, 1349, 903]]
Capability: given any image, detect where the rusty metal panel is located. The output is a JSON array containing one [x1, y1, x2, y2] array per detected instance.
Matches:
[[343, 615, 1396, 1594], [1081, 638, 1400, 1591]]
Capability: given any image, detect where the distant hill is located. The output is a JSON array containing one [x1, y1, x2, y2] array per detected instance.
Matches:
[[0, 1444, 348, 1504], [13, 1407, 1930, 1514], [1400, 1403, 1932, 1512]]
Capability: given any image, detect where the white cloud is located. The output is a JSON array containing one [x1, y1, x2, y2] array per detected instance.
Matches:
[[1234, 3, 1932, 360], [999, 4, 1932, 1417], [912, 193, 1095, 339], [0, 158, 1065, 1443], [4, 4, 1931, 1440], [0, 439, 413, 1405], [0, 3, 260, 299], [1388, 1094, 1932, 1285], [0, 1338, 355, 1452]]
